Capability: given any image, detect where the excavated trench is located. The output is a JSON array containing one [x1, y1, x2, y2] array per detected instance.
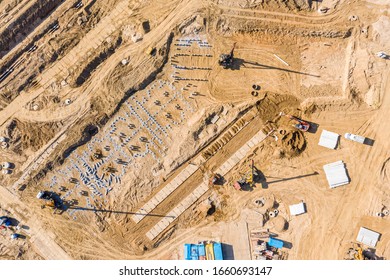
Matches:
[[68, 35, 123, 87], [0, 0, 64, 55]]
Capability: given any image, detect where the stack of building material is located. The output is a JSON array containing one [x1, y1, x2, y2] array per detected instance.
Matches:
[[323, 160, 349, 188], [318, 129, 339, 149], [356, 227, 381, 247], [289, 202, 306, 216]]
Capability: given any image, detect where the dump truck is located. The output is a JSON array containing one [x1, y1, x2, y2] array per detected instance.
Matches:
[[344, 133, 365, 144]]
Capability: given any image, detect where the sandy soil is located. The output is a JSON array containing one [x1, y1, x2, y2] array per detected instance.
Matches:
[[0, 0, 389, 260]]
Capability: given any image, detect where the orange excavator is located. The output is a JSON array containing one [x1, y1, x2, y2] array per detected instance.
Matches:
[[279, 112, 310, 132]]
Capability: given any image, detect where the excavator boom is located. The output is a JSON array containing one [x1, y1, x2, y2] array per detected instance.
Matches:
[[230, 42, 236, 57]]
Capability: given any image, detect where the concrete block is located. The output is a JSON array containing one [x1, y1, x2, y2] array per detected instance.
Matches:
[[161, 218, 169, 227], [154, 222, 164, 232], [193, 188, 202, 197], [149, 198, 159, 208], [235, 149, 246, 159], [247, 139, 256, 148], [199, 184, 209, 192], [143, 204, 153, 213], [155, 193, 163, 203], [171, 177, 180, 187], [159, 188, 169, 197], [231, 155, 241, 164], [149, 228, 158, 237], [188, 193, 197, 204], [146, 232, 154, 240], [177, 204, 186, 213], [188, 166, 198, 174], [171, 208, 180, 216], [240, 144, 251, 154]]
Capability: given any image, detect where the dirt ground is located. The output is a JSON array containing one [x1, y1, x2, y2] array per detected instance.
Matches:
[[0, 0, 389, 260]]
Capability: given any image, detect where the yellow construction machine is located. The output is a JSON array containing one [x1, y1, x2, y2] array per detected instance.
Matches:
[[235, 160, 257, 190], [346, 243, 364, 260]]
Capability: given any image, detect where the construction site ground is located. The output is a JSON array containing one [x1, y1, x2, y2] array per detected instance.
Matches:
[[0, 0, 389, 260]]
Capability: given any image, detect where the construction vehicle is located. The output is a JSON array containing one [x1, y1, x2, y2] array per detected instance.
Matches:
[[344, 133, 366, 144], [355, 246, 364, 260], [218, 43, 236, 69], [234, 160, 257, 190], [279, 112, 310, 132], [376, 51, 389, 59], [346, 243, 365, 260], [37, 191, 62, 210], [0, 216, 11, 227], [11, 233, 22, 240], [209, 173, 222, 186], [145, 46, 156, 56]]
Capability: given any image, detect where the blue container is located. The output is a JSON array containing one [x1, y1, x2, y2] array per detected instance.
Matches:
[[213, 242, 223, 260], [190, 244, 199, 260], [184, 244, 192, 260], [198, 244, 206, 257]]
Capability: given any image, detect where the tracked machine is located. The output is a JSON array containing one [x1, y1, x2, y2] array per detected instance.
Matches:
[[37, 191, 62, 212], [218, 43, 236, 69], [279, 112, 310, 132]]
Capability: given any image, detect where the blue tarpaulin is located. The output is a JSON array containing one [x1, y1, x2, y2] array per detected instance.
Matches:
[[268, 237, 284, 249]]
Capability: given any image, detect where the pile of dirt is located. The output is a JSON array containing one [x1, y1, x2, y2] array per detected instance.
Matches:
[[250, 0, 311, 11], [213, 0, 312, 11], [278, 129, 306, 157], [179, 14, 205, 35], [215, 16, 352, 39], [256, 93, 300, 122], [269, 215, 289, 232], [4, 119, 62, 155], [381, 158, 390, 183]]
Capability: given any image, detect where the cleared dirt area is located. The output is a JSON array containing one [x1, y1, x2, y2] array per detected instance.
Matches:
[[0, 0, 389, 260]]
